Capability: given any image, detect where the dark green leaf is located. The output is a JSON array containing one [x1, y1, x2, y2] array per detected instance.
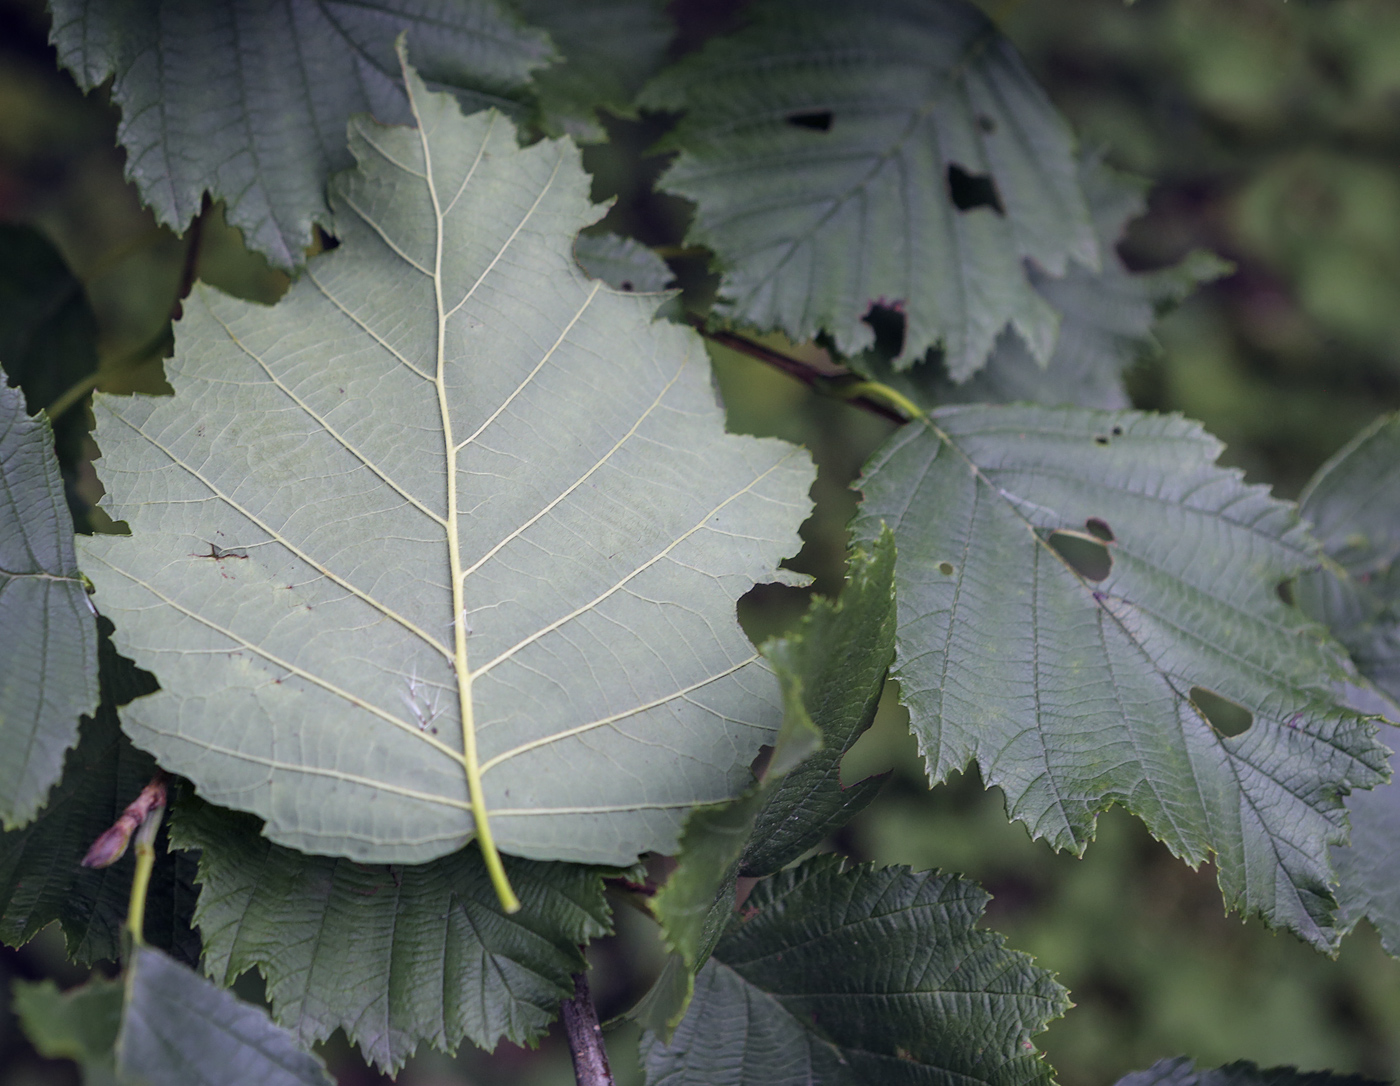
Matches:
[[47, 0, 554, 269], [640, 0, 1097, 377], [512, 0, 673, 141], [0, 380, 99, 828], [853, 157, 1230, 411], [641, 856, 1069, 1086], [741, 529, 896, 876], [12, 975, 123, 1086], [116, 945, 333, 1086], [854, 404, 1389, 948], [169, 797, 612, 1073], [1116, 1058, 1382, 1086], [0, 626, 199, 966]]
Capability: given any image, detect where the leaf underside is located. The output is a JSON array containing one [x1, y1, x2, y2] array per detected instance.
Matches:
[[641, 856, 1069, 1086], [640, 0, 1097, 377], [0, 380, 98, 829], [47, 0, 554, 270], [118, 945, 333, 1086], [79, 62, 815, 868], [854, 404, 1389, 949], [854, 155, 1229, 412], [1295, 413, 1400, 956], [170, 797, 612, 1073]]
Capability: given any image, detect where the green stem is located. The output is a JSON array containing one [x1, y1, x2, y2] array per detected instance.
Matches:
[[126, 800, 165, 947], [833, 380, 925, 421]]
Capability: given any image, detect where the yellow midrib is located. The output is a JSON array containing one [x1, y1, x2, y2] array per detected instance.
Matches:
[[411, 77, 520, 913]]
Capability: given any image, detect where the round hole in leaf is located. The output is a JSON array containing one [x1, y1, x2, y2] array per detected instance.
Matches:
[[1085, 517, 1115, 542], [1047, 531, 1111, 582], [938, 561, 954, 575], [1276, 578, 1295, 607], [1094, 434, 1110, 446], [946, 164, 1005, 215], [1111, 424, 1124, 437], [1190, 686, 1253, 737], [787, 110, 833, 131]]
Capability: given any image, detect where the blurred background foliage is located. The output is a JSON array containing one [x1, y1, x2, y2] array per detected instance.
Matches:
[[4, 0, 1400, 1084]]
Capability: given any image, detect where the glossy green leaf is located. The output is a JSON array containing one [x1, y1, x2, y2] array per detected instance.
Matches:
[[640, 0, 1097, 377], [169, 796, 612, 1073], [854, 404, 1389, 948], [853, 157, 1230, 411], [1116, 1058, 1382, 1086], [79, 58, 814, 871], [640, 856, 1069, 1086], [47, 0, 553, 270], [117, 945, 333, 1086], [1294, 413, 1400, 956], [740, 528, 895, 876], [12, 975, 123, 1086], [0, 380, 99, 828], [512, 0, 673, 141], [0, 627, 199, 966]]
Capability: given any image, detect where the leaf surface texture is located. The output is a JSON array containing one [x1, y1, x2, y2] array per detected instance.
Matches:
[[79, 62, 814, 867], [640, 0, 1097, 376], [640, 855, 1068, 1086], [47, 0, 553, 269], [170, 797, 612, 1073], [854, 404, 1389, 947], [0, 381, 98, 828]]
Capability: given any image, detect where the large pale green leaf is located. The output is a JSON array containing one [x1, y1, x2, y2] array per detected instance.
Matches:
[[1294, 413, 1400, 956], [1116, 1059, 1381, 1086], [169, 796, 611, 1073], [639, 0, 1097, 377], [511, 0, 673, 141], [0, 626, 199, 966], [79, 58, 814, 873], [47, 0, 553, 270], [0, 380, 99, 828], [117, 946, 333, 1086], [640, 856, 1069, 1086], [853, 157, 1230, 411], [853, 405, 1389, 948]]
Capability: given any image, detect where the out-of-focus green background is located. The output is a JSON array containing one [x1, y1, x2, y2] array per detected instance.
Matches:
[[4, 0, 1400, 1084]]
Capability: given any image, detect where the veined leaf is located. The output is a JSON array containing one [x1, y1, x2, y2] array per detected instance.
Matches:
[[169, 796, 612, 1073], [0, 380, 99, 828], [0, 628, 199, 966], [511, 0, 674, 142], [853, 404, 1389, 948], [640, 855, 1069, 1086], [854, 156, 1230, 411], [79, 56, 814, 892], [117, 945, 333, 1086], [1294, 413, 1400, 956], [47, 0, 554, 270], [639, 0, 1097, 377], [1116, 1058, 1382, 1086]]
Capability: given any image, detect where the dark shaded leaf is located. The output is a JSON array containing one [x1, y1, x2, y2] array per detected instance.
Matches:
[[641, 856, 1068, 1086], [1117, 1058, 1382, 1086], [169, 797, 612, 1073]]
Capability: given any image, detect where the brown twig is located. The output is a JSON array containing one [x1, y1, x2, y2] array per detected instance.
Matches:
[[687, 318, 911, 425], [562, 972, 614, 1086]]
